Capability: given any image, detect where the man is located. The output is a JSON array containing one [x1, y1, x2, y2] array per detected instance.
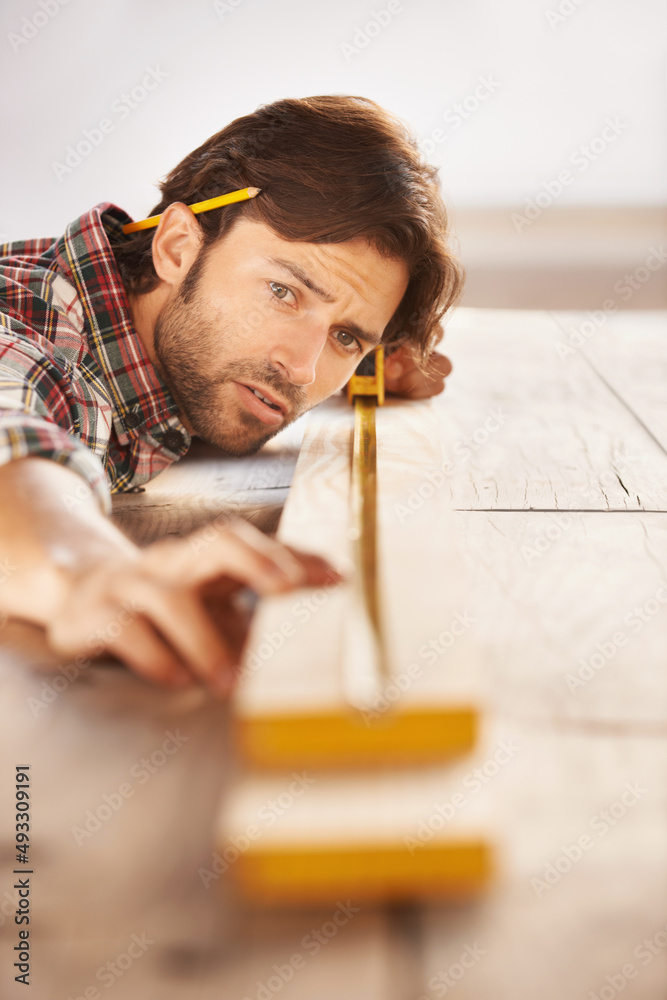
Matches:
[[0, 95, 462, 695]]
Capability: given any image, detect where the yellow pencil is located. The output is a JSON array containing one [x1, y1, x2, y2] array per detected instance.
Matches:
[[122, 186, 262, 235]]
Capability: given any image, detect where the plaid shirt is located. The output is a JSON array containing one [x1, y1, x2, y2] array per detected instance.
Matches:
[[0, 203, 191, 513]]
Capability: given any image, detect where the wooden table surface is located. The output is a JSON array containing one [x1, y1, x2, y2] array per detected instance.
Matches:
[[1, 307, 665, 1000]]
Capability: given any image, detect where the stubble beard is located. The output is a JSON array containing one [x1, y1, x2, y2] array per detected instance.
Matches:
[[153, 281, 306, 456]]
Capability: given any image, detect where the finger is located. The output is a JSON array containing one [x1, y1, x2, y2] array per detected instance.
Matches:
[[119, 577, 239, 696], [386, 348, 451, 386], [282, 549, 344, 587], [384, 363, 417, 394], [107, 616, 195, 688], [147, 519, 305, 591], [48, 598, 134, 663], [384, 348, 414, 381], [150, 519, 336, 595], [202, 594, 250, 663], [49, 601, 195, 688], [430, 353, 453, 377], [229, 520, 344, 587], [197, 546, 343, 601], [395, 366, 446, 399]]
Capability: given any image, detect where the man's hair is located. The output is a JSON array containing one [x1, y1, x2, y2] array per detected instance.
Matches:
[[111, 94, 464, 361]]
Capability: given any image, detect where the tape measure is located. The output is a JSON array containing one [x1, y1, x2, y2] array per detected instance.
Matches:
[[346, 347, 389, 690]]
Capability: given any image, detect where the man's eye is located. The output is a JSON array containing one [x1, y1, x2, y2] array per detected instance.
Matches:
[[269, 281, 291, 301], [335, 331, 359, 350]]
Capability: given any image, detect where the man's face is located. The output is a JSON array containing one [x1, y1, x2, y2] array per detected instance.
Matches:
[[152, 218, 409, 455]]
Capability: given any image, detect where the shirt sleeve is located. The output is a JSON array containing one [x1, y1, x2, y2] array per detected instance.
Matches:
[[0, 328, 111, 514], [0, 409, 111, 513]]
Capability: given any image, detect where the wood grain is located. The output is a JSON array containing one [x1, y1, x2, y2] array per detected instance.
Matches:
[[1, 308, 665, 999], [436, 308, 667, 512], [550, 308, 667, 454]]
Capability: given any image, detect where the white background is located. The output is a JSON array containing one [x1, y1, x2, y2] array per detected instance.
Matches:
[[0, 0, 665, 240]]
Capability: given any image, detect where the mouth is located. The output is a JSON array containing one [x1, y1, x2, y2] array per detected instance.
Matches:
[[232, 381, 288, 426]]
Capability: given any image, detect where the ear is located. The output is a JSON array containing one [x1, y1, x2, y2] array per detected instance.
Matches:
[[151, 203, 203, 288]]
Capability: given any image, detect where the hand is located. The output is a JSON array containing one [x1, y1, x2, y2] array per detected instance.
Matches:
[[384, 325, 453, 399], [45, 518, 340, 697]]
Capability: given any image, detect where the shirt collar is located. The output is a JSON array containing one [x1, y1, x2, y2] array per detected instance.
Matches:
[[52, 202, 190, 455]]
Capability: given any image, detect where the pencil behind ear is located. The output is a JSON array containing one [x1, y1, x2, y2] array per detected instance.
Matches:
[[122, 187, 261, 235]]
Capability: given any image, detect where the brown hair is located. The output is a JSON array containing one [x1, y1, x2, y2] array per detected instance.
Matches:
[[111, 95, 464, 361]]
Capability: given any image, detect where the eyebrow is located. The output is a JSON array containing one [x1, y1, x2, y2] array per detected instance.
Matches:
[[264, 256, 383, 348]]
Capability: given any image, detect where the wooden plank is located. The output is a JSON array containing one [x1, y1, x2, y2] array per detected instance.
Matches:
[[453, 509, 667, 725], [219, 760, 493, 907], [0, 647, 227, 997], [23, 910, 397, 1000], [145, 418, 306, 493], [436, 308, 667, 511], [0, 633, 400, 1000], [420, 723, 667, 1000], [221, 395, 489, 902], [3, 306, 665, 997], [550, 309, 667, 453], [236, 708, 477, 771], [234, 395, 482, 738], [112, 487, 289, 545], [111, 418, 306, 544]]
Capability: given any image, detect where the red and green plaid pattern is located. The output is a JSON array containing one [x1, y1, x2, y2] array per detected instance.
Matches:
[[0, 203, 190, 512]]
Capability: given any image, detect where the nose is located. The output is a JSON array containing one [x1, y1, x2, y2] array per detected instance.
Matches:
[[268, 321, 329, 386]]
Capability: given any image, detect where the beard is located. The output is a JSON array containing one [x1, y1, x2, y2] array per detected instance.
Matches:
[[152, 264, 307, 456]]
